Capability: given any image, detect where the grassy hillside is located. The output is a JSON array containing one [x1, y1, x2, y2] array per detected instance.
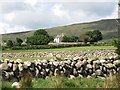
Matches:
[[2, 19, 118, 41]]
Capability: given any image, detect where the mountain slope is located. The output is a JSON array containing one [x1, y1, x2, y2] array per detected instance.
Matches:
[[2, 19, 118, 42]]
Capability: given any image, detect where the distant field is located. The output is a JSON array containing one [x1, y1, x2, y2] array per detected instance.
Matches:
[[3, 46, 115, 53]]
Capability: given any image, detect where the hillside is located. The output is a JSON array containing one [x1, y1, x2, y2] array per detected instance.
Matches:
[[2, 19, 118, 42]]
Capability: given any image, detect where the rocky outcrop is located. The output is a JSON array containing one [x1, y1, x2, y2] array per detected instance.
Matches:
[[0, 57, 120, 82]]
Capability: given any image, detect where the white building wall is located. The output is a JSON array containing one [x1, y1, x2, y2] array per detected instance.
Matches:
[[54, 38, 60, 43]]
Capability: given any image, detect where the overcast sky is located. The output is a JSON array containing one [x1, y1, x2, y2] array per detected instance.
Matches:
[[0, 0, 118, 34]]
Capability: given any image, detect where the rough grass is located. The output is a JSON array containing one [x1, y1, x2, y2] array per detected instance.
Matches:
[[2, 81, 12, 89], [104, 72, 120, 88], [33, 76, 105, 88], [2, 73, 120, 88], [1, 76, 105, 88]]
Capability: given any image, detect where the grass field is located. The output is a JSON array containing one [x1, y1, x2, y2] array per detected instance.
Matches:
[[1, 77, 106, 88], [2, 74, 120, 88], [3, 46, 115, 53], [32, 76, 105, 88]]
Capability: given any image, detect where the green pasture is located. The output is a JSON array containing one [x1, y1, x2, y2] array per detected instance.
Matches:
[[32, 76, 105, 88], [2, 75, 119, 88], [2, 77, 105, 88]]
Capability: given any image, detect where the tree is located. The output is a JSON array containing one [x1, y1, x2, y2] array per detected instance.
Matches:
[[26, 29, 51, 45], [93, 30, 103, 41], [34, 29, 49, 36], [7, 40, 13, 48], [85, 30, 103, 42], [70, 36, 79, 42], [62, 35, 70, 42], [16, 38, 23, 46], [27, 35, 50, 45], [80, 34, 90, 44], [49, 36, 54, 42], [62, 35, 79, 42], [113, 38, 120, 59]]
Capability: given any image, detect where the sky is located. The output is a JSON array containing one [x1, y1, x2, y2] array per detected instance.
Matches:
[[0, 0, 118, 34]]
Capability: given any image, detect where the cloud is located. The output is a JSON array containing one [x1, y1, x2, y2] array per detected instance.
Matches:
[[0, 22, 29, 34], [4, 12, 15, 22], [0, 22, 9, 34], [24, 0, 38, 6], [0, 0, 118, 2], [0, 0, 118, 34], [105, 4, 118, 19], [52, 4, 69, 18], [0, 2, 29, 14]]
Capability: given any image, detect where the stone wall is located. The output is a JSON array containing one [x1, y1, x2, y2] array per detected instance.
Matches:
[[0, 57, 120, 82], [2, 49, 117, 59]]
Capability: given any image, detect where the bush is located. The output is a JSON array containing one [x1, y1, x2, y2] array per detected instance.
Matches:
[[93, 41, 113, 46], [6, 40, 13, 48], [16, 38, 23, 46], [9, 43, 89, 50], [62, 35, 79, 42], [20, 71, 33, 88], [113, 39, 120, 59]]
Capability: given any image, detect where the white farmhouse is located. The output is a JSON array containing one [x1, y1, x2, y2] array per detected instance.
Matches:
[[53, 33, 64, 43], [21, 39, 27, 45]]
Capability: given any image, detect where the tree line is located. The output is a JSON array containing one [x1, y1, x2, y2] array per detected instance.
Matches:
[[5, 29, 102, 48], [62, 30, 102, 43]]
